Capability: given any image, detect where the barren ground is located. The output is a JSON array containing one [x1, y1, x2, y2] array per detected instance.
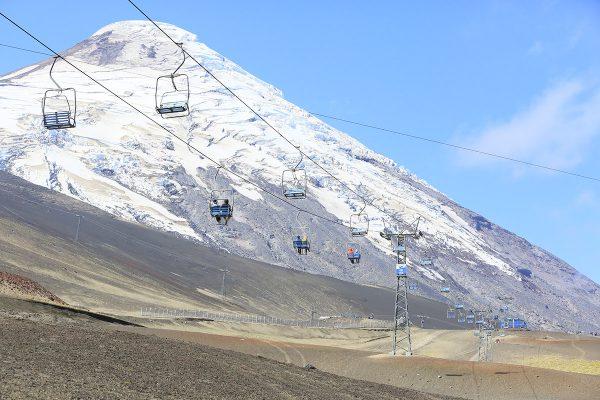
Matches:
[[0, 297, 463, 400]]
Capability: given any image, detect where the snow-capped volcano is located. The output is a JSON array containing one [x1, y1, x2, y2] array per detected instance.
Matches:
[[1, 21, 598, 332]]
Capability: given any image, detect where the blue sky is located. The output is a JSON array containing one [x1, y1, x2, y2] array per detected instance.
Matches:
[[1, 1, 599, 283]]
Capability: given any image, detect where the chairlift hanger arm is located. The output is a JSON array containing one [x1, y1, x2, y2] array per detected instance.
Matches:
[[49, 56, 62, 90], [172, 42, 186, 76], [293, 145, 303, 171]]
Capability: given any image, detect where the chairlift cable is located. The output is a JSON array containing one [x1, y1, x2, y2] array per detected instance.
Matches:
[[0, 11, 346, 229], [311, 112, 600, 183], [3, 41, 598, 183], [125, 0, 418, 230]]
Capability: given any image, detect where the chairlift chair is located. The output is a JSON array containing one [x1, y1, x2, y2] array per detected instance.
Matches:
[[208, 167, 233, 224], [466, 311, 475, 324], [457, 311, 466, 323], [292, 211, 311, 255], [281, 148, 308, 199], [155, 43, 190, 118], [420, 258, 432, 266], [446, 307, 456, 319], [209, 190, 234, 225], [42, 57, 76, 130], [408, 282, 419, 290], [282, 168, 307, 199], [346, 242, 361, 264], [455, 303, 464, 310], [440, 287, 450, 293], [292, 235, 310, 254], [350, 202, 369, 236]]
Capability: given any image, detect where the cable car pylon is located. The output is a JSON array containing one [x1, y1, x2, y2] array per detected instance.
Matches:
[[380, 216, 423, 356]]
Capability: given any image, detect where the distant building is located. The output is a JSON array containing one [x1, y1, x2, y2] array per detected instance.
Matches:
[[501, 317, 527, 330]]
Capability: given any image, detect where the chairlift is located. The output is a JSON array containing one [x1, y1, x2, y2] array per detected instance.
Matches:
[[208, 167, 233, 225], [42, 57, 76, 130], [292, 211, 310, 255], [466, 311, 475, 324], [446, 308, 456, 319], [350, 201, 369, 236], [155, 43, 190, 118], [346, 242, 361, 264], [281, 148, 307, 199]]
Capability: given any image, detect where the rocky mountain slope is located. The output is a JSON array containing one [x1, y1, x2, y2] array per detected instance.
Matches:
[[0, 20, 598, 331]]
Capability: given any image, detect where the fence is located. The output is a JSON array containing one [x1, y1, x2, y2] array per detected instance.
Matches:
[[140, 307, 394, 330]]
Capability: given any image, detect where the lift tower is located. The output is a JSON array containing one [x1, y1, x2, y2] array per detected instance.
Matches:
[[380, 217, 422, 356]]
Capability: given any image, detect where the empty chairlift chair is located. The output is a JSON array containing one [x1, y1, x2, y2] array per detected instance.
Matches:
[[42, 57, 76, 130], [350, 212, 369, 237], [281, 150, 307, 199], [155, 43, 190, 118]]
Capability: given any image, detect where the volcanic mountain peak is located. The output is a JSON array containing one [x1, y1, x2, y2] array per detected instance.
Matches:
[[0, 21, 598, 332]]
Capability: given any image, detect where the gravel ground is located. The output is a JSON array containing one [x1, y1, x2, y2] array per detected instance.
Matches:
[[0, 301, 463, 400]]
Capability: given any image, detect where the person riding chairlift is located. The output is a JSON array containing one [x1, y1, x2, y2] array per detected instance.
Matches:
[[347, 246, 360, 263]]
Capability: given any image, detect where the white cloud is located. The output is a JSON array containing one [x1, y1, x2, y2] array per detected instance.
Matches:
[[458, 79, 600, 171]]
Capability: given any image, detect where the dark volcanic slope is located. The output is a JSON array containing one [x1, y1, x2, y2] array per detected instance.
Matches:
[[0, 300, 464, 400], [0, 171, 460, 328]]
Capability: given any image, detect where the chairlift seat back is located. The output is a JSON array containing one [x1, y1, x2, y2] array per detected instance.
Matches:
[[293, 238, 310, 250], [210, 204, 233, 218]]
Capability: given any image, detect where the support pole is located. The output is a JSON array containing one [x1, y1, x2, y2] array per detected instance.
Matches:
[[220, 268, 228, 298], [74, 214, 82, 242], [391, 235, 412, 356]]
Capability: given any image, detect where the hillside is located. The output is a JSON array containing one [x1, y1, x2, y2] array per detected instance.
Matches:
[[0, 20, 598, 331], [0, 170, 460, 328]]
